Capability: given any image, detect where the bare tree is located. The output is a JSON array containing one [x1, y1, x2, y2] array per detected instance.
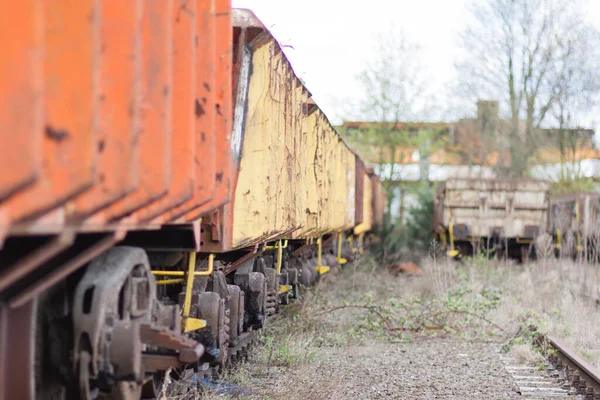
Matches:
[[357, 28, 433, 123], [340, 28, 443, 224], [456, 0, 600, 177], [551, 25, 600, 181]]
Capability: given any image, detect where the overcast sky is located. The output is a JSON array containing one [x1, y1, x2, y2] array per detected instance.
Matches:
[[231, 0, 600, 130]]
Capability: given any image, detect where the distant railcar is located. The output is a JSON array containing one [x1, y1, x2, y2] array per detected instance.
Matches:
[[549, 192, 600, 258], [433, 178, 550, 261]]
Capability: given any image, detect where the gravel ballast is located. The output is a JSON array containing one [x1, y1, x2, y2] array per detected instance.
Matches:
[[252, 338, 523, 399]]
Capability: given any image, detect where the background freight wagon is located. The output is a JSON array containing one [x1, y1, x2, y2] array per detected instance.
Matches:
[[549, 192, 600, 258], [433, 178, 550, 261]]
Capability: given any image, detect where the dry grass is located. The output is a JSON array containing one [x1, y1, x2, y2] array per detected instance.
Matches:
[[190, 258, 451, 398], [486, 258, 600, 369], [510, 343, 545, 365], [421, 252, 600, 369], [163, 251, 600, 398]]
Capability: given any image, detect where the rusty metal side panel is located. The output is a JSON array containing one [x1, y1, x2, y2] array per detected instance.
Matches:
[[183, 0, 232, 222], [1, 0, 99, 229], [135, 0, 196, 223], [355, 158, 365, 226], [369, 172, 385, 227], [0, 0, 42, 203], [72, 1, 143, 223], [0, 302, 36, 400], [165, 0, 217, 221], [354, 173, 373, 235], [100, 0, 173, 222], [550, 192, 600, 237]]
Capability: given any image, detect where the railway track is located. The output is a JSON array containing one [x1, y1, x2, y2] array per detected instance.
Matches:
[[546, 336, 600, 399]]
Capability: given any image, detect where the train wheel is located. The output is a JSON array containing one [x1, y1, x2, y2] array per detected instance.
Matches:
[[72, 247, 157, 400]]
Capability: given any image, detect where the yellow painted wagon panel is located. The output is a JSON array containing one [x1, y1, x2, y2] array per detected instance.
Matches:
[[341, 143, 356, 230], [231, 43, 273, 247], [231, 30, 363, 247], [293, 109, 356, 238], [231, 41, 308, 248]]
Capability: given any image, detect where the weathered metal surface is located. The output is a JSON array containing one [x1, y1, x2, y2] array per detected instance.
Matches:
[[101, 0, 173, 222], [135, 0, 197, 223], [1, 0, 98, 230], [0, 0, 232, 239], [0, 301, 36, 400], [434, 178, 550, 239], [181, 0, 232, 222], [72, 247, 157, 399], [549, 192, 600, 238], [294, 107, 356, 238], [69, 0, 143, 227], [354, 172, 374, 235], [199, 9, 360, 251], [8, 233, 120, 308], [369, 169, 386, 228], [0, 1, 42, 204], [229, 36, 305, 247], [355, 159, 366, 226], [164, 0, 219, 222]]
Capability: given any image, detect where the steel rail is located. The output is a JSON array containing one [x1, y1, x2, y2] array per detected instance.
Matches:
[[547, 335, 600, 397]]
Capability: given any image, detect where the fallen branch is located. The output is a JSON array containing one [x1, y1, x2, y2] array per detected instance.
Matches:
[[447, 309, 507, 334], [313, 304, 399, 337], [313, 303, 509, 338]]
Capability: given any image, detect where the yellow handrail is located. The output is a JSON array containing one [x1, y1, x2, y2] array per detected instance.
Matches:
[[276, 240, 283, 274], [156, 278, 184, 285], [336, 232, 347, 264], [315, 237, 329, 275], [181, 253, 213, 332], [447, 220, 458, 257]]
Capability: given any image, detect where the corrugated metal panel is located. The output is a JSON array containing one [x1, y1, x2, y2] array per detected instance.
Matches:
[[72, 0, 143, 225], [0, 0, 233, 242], [0, 0, 42, 203], [1, 0, 99, 231], [102, 0, 173, 222], [164, 0, 218, 221], [135, 0, 197, 223], [183, 0, 232, 222]]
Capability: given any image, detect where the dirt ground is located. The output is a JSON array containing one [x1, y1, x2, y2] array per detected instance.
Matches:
[[187, 253, 600, 399]]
